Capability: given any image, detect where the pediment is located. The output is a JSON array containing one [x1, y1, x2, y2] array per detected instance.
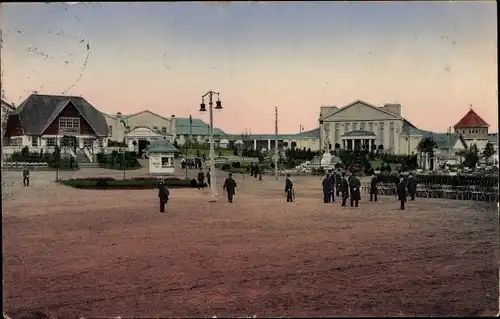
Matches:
[[322, 100, 401, 121]]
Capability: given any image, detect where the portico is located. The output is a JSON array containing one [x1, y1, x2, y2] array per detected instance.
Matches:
[[341, 130, 377, 150]]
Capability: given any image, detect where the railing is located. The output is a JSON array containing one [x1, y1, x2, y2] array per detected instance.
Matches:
[[2, 162, 49, 169], [83, 147, 93, 162], [361, 182, 499, 202]]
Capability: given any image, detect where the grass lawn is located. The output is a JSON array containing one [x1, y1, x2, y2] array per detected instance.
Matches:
[[183, 149, 235, 156], [370, 159, 399, 171]]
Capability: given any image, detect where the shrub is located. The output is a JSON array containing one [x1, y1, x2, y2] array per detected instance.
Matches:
[[221, 163, 231, 171], [232, 161, 241, 168], [189, 178, 198, 187], [96, 179, 109, 188]]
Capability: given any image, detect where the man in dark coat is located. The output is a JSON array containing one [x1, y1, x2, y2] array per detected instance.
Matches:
[[339, 172, 350, 207], [206, 168, 211, 187], [223, 172, 237, 203], [250, 164, 255, 177], [22, 166, 30, 187], [254, 165, 260, 178], [197, 170, 205, 189], [285, 173, 294, 202], [335, 169, 342, 196], [397, 175, 407, 210], [322, 173, 333, 203], [158, 179, 170, 213], [407, 172, 417, 201], [349, 173, 361, 207], [369, 173, 379, 202], [328, 171, 336, 202]]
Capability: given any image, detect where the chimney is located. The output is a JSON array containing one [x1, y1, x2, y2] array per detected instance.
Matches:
[[383, 104, 401, 116], [320, 105, 338, 120], [170, 115, 176, 139]]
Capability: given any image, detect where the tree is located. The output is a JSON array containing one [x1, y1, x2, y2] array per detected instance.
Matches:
[[233, 148, 239, 156], [334, 143, 340, 150], [482, 143, 496, 161], [21, 146, 30, 159], [52, 145, 61, 168], [458, 144, 480, 169], [377, 144, 384, 151]]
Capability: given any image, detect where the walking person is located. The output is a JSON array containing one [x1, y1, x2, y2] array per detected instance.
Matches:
[[158, 179, 170, 213], [322, 173, 332, 203], [22, 166, 30, 187], [349, 173, 361, 207], [285, 173, 294, 202], [407, 172, 417, 201], [340, 172, 349, 207], [397, 175, 407, 210], [369, 173, 379, 202], [223, 172, 237, 203], [206, 168, 211, 187], [197, 169, 205, 190]]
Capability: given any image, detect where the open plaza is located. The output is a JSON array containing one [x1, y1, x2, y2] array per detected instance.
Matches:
[[2, 166, 498, 318]]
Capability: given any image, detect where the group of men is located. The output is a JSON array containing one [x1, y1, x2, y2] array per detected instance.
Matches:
[[197, 169, 211, 189], [180, 157, 204, 170], [319, 169, 418, 210], [249, 164, 263, 180], [321, 170, 361, 207]]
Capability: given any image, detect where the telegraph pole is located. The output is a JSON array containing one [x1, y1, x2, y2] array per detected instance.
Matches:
[[275, 106, 279, 180]]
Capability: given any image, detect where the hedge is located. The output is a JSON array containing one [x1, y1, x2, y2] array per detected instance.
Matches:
[[377, 173, 498, 187], [59, 177, 196, 190]]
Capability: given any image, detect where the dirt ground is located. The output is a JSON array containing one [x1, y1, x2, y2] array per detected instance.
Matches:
[[2, 169, 499, 317]]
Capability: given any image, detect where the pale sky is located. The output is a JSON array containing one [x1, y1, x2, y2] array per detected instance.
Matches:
[[1, 2, 497, 134]]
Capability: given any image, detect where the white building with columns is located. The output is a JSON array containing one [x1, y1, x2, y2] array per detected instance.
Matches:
[[318, 100, 466, 156]]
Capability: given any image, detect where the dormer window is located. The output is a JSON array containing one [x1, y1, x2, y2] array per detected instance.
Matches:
[[59, 117, 80, 135]]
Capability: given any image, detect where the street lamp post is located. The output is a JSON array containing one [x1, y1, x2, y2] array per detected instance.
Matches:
[[200, 90, 222, 201]]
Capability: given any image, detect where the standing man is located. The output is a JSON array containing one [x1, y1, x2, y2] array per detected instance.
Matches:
[[322, 173, 332, 203], [22, 166, 30, 187], [206, 168, 211, 187], [349, 173, 361, 207], [328, 171, 336, 202], [407, 172, 417, 201], [397, 175, 407, 210], [370, 172, 379, 202], [340, 172, 350, 207], [197, 169, 205, 190], [223, 172, 237, 203], [335, 168, 342, 197], [158, 179, 170, 213], [285, 173, 294, 203]]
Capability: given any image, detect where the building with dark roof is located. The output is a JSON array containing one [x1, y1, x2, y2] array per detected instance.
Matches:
[[452, 108, 491, 150], [3, 94, 108, 160]]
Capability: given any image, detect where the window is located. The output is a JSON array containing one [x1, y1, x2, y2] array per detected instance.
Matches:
[[32, 137, 38, 147], [10, 137, 22, 146], [108, 125, 113, 136], [345, 123, 350, 133], [368, 122, 373, 132], [161, 156, 172, 167], [45, 137, 56, 147], [98, 139, 104, 147], [59, 117, 80, 135], [84, 138, 93, 148], [161, 126, 167, 133], [360, 122, 366, 131], [153, 126, 158, 131], [353, 122, 358, 131]]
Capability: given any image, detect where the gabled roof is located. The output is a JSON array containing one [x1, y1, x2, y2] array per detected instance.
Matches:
[[175, 117, 228, 137], [1, 99, 15, 111], [124, 110, 172, 122], [319, 100, 403, 121], [418, 130, 467, 150], [453, 109, 489, 128], [14, 94, 108, 136], [147, 138, 180, 153], [342, 130, 376, 137]]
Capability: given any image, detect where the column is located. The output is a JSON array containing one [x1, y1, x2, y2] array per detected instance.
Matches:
[[267, 139, 271, 150], [253, 139, 257, 150], [342, 139, 346, 149]]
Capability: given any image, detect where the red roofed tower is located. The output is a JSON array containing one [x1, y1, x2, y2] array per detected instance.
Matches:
[[453, 107, 489, 148]]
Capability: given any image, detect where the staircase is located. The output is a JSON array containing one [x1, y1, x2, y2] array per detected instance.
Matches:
[[76, 149, 100, 168]]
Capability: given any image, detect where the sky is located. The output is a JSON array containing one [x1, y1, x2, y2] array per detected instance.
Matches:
[[1, 1, 497, 134]]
